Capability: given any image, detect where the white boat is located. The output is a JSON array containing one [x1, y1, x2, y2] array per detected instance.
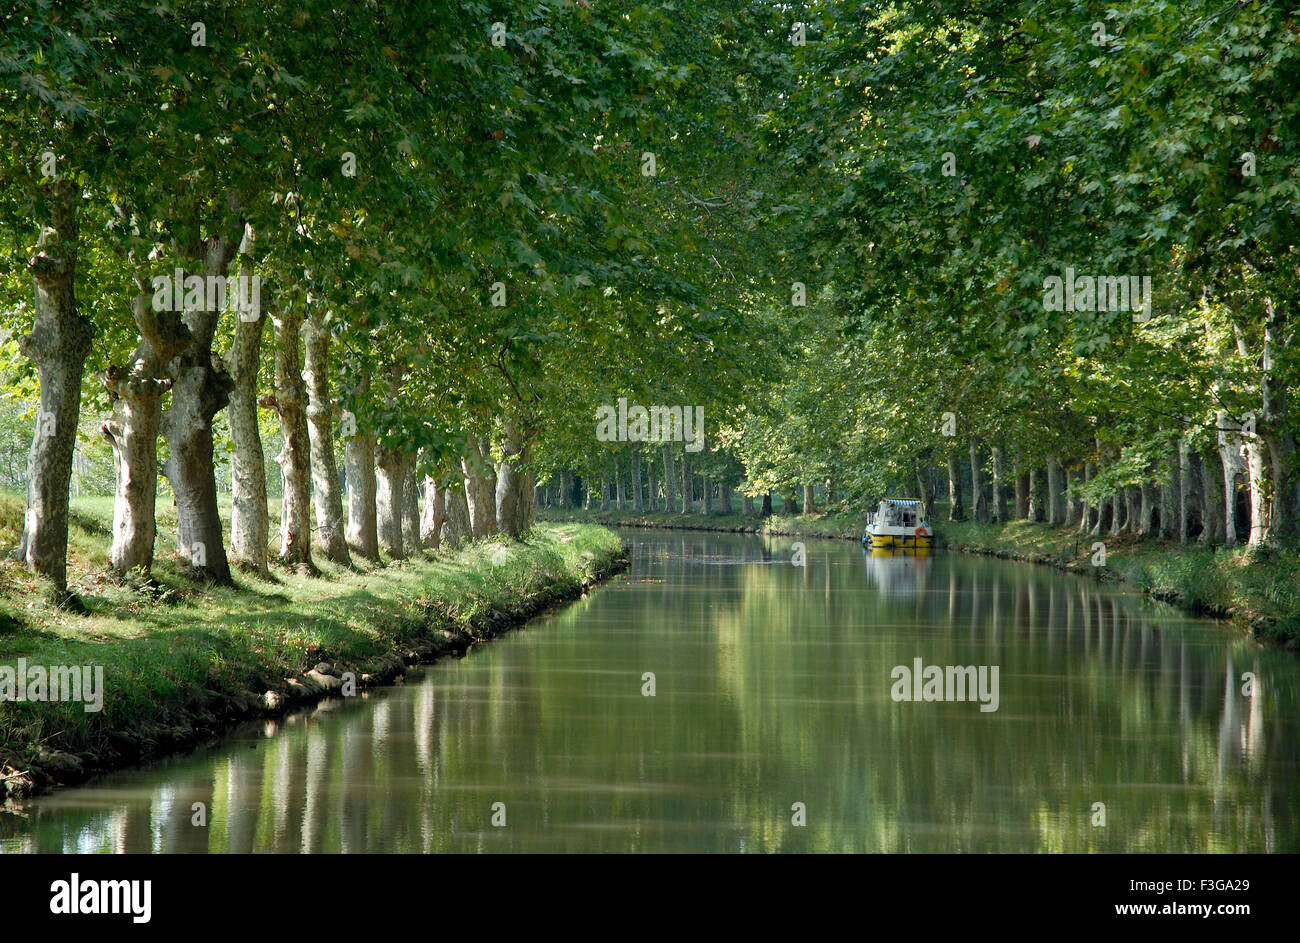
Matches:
[[862, 498, 935, 551]]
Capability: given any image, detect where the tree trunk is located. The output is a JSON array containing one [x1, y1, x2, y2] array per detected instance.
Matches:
[[1124, 485, 1140, 535], [401, 461, 421, 552], [1157, 443, 1179, 540], [261, 304, 314, 570], [947, 451, 965, 521], [990, 445, 1008, 523], [462, 435, 498, 538], [496, 414, 533, 537], [420, 475, 445, 551], [632, 451, 645, 511], [1077, 462, 1093, 533], [345, 431, 379, 561], [343, 370, 379, 561], [160, 233, 238, 584], [720, 480, 732, 513], [679, 449, 691, 514], [222, 247, 269, 575], [376, 444, 406, 558], [969, 441, 988, 522], [1201, 449, 1225, 545], [1015, 470, 1030, 519], [102, 272, 187, 578], [661, 445, 677, 512], [441, 485, 471, 549], [303, 308, 349, 565], [17, 180, 94, 595], [1217, 411, 1245, 546], [1139, 477, 1158, 537], [743, 493, 754, 515], [802, 482, 815, 516], [1028, 469, 1046, 522], [761, 492, 772, 517], [616, 456, 626, 510], [1245, 436, 1270, 546], [915, 458, 936, 523], [1046, 456, 1065, 525]]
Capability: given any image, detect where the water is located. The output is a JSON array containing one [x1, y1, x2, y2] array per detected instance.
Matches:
[[2, 531, 1296, 853]]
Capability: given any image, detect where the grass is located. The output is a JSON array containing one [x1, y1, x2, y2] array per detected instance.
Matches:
[[0, 490, 625, 798], [537, 503, 1300, 649]]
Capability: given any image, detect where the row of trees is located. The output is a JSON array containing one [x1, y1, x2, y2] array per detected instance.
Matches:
[[1, 2, 791, 600], [683, 0, 1297, 548]]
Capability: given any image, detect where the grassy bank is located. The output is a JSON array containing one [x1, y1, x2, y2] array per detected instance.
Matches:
[[0, 493, 626, 802], [537, 506, 1300, 650]]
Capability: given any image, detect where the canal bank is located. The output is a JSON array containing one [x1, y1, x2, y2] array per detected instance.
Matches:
[[536, 509, 1299, 652], [8, 528, 1296, 853], [0, 520, 627, 804]]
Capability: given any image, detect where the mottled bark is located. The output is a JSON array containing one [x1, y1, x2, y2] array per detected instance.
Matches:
[[222, 244, 268, 576], [1217, 412, 1244, 546], [260, 304, 314, 570], [495, 413, 533, 537], [679, 449, 691, 514], [990, 445, 1008, 523], [376, 445, 407, 558], [17, 180, 93, 595], [303, 309, 349, 565], [969, 441, 988, 522], [1046, 456, 1065, 525], [947, 451, 965, 521], [441, 485, 472, 549], [1160, 445, 1181, 540], [1123, 485, 1140, 535], [1014, 470, 1030, 520], [420, 475, 446, 551], [632, 451, 645, 511], [1245, 437, 1269, 546], [401, 462, 421, 552], [1178, 440, 1196, 544], [1139, 478, 1158, 537], [1078, 462, 1094, 534], [103, 270, 188, 577], [462, 434, 497, 538], [1028, 469, 1046, 522], [661, 445, 677, 512], [915, 458, 936, 523], [802, 482, 814, 517], [345, 427, 379, 561], [160, 231, 238, 584]]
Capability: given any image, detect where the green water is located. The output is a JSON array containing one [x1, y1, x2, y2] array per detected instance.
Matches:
[[2, 531, 1296, 853]]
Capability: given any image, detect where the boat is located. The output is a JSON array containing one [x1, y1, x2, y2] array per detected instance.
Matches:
[[862, 498, 935, 551]]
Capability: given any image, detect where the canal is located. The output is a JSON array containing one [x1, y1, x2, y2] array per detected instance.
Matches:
[[2, 530, 1296, 853]]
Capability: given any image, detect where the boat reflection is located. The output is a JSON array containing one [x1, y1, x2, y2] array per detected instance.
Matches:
[[861, 546, 933, 598]]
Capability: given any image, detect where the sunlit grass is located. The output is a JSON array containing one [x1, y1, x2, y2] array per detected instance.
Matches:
[[0, 489, 625, 774]]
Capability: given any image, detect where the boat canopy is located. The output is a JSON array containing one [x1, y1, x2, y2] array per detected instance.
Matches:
[[882, 499, 920, 507]]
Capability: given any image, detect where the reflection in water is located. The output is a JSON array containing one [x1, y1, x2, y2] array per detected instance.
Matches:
[[1, 532, 1296, 853]]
